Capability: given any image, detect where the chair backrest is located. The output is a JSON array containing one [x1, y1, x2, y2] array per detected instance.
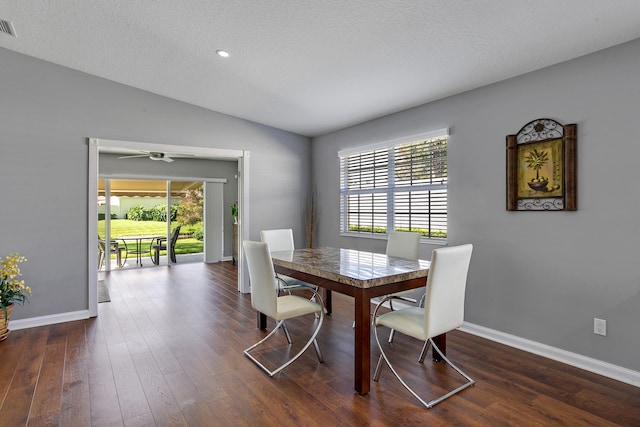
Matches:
[[386, 231, 421, 260], [260, 229, 295, 253], [98, 239, 106, 253], [243, 240, 278, 317], [423, 244, 473, 338], [170, 226, 181, 247]]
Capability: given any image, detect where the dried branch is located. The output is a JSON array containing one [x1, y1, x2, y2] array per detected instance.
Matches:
[[304, 188, 318, 248]]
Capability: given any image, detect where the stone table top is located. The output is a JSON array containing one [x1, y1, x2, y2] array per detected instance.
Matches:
[[271, 247, 430, 289]]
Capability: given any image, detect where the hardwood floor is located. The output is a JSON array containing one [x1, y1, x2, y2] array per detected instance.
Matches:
[[0, 261, 638, 426]]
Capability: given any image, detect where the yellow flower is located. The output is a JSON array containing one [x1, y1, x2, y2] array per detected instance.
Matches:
[[1, 253, 30, 317]]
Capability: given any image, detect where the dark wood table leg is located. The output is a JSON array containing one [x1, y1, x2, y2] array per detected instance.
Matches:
[[257, 311, 267, 330], [353, 291, 370, 395], [323, 289, 332, 315], [432, 333, 446, 361]]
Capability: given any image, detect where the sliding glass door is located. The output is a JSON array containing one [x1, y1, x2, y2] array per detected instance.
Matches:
[[98, 178, 204, 269]]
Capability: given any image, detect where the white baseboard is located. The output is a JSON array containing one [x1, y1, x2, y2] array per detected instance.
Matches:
[[461, 322, 640, 388], [8, 310, 91, 331]]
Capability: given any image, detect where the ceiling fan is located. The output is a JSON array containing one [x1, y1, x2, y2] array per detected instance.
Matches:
[[118, 151, 193, 163]]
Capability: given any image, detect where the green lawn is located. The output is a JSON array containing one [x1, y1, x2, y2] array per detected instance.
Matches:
[[99, 220, 203, 256]]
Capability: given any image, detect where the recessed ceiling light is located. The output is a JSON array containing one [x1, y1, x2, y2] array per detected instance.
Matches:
[[216, 49, 230, 58]]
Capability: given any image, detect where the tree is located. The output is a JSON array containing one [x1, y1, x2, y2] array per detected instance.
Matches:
[[176, 186, 203, 225]]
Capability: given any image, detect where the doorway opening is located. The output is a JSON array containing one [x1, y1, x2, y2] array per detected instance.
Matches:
[[98, 178, 207, 270], [89, 138, 250, 317]]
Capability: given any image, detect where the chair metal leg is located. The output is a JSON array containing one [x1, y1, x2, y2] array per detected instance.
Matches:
[[373, 354, 385, 381], [244, 309, 325, 377], [313, 337, 324, 363], [425, 339, 475, 407], [386, 298, 399, 343], [418, 339, 430, 363], [282, 321, 292, 344], [374, 322, 474, 409]]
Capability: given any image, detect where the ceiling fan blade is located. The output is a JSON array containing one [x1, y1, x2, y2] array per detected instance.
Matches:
[[164, 153, 196, 159], [118, 154, 149, 159]]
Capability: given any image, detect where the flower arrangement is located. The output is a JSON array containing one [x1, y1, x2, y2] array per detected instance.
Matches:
[[0, 253, 30, 320]]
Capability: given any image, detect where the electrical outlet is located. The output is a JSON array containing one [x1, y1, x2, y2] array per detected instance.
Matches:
[[594, 318, 607, 336]]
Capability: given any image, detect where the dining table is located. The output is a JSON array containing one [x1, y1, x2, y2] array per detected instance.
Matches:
[[118, 235, 161, 266], [267, 246, 440, 395]]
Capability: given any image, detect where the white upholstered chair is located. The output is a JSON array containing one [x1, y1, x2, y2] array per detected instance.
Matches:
[[260, 228, 320, 341], [260, 228, 317, 291], [386, 230, 421, 260], [352, 231, 422, 330], [243, 240, 325, 377], [385, 231, 422, 342], [373, 244, 474, 408]]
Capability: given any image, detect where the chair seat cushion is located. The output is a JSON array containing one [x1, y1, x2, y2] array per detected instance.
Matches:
[[375, 307, 428, 341], [274, 295, 323, 321]]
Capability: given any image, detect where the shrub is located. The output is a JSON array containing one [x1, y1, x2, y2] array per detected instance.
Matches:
[[181, 222, 204, 241], [127, 205, 178, 222], [127, 206, 152, 221], [348, 225, 447, 238], [149, 205, 164, 222], [192, 224, 204, 241]]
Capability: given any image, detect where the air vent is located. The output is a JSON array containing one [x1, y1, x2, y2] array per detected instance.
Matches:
[[0, 19, 16, 38]]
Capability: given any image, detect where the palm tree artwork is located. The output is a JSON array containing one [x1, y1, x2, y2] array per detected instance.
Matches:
[[525, 148, 555, 192]]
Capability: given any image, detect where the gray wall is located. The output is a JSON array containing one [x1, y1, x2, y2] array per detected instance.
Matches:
[[312, 38, 640, 372], [0, 47, 311, 320], [99, 155, 239, 256]]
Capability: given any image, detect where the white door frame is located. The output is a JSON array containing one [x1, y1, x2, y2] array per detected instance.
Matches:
[[88, 138, 249, 317]]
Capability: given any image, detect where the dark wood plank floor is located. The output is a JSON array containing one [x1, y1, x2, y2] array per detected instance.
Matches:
[[0, 261, 638, 426]]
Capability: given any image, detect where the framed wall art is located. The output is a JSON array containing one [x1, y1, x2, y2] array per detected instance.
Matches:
[[506, 118, 576, 211]]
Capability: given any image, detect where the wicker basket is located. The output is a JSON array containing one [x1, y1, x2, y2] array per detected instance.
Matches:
[[0, 304, 14, 342]]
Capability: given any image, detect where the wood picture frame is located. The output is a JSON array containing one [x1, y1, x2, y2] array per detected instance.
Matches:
[[507, 118, 576, 211]]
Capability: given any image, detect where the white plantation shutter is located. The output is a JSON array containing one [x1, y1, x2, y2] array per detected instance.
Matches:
[[339, 130, 448, 241]]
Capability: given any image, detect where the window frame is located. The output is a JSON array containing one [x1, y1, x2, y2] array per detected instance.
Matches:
[[338, 128, 449, 243]]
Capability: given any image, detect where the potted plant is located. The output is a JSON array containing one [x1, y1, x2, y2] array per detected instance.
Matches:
[[231, 201, 238, 224], [0, 253, 30, 341]]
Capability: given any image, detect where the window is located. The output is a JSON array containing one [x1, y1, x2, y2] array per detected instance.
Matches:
[[339, 129, 448, 241]]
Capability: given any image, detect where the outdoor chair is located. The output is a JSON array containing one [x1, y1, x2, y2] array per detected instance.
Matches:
[[98, 238, 127, 270], [151, 225, 181, 265], [373, 244, 474, 409]]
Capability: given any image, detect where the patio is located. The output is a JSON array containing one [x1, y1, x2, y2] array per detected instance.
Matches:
[[100, 252, 205, 271]]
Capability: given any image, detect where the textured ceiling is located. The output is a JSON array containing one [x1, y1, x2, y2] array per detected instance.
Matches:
[[2, 1, 640, 137]]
